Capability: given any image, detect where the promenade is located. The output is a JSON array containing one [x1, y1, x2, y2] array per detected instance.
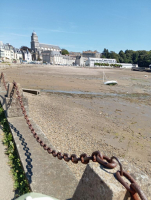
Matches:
[[0, 128, 15, 200]]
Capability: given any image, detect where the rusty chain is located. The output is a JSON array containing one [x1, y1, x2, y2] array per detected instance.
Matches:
[[0, 73, 148, 200]]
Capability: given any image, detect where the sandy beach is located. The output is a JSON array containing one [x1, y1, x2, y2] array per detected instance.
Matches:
[[1, 64, 151, 180]]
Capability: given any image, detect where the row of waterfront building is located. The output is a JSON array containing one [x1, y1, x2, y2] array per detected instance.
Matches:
[[0, 32, 136, 68]]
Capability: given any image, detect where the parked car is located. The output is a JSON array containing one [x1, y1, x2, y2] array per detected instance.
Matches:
[[22, 60, 28, 64]]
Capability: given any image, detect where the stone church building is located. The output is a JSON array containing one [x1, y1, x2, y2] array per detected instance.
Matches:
[[31, 32, 61, 63], [30, 32, 75, 65]]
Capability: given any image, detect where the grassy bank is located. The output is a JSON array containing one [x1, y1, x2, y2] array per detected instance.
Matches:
[[0, 104, 30, 198]]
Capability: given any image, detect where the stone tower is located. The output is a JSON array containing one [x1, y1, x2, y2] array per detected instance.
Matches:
[[31, 31, 39, 51]]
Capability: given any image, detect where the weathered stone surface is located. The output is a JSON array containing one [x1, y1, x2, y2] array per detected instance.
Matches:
[[0, 90, 78, 200], [72, 162, 151, 200], [5, 97, 28, 118], [73, 162, 130, 200], [23, 88, 40, 95], [8, 117, 78, 200], [121, 160, 151, 200], [0, 73, 8, 89], [4, 83, 28, 118], [7, 83, 23, 98]]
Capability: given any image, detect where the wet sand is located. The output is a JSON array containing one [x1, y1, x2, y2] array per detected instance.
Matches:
[[1, 65, 151, 180]]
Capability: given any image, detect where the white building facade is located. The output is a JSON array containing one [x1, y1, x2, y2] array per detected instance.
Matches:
[[24, 49, 32, 62], [116, 63, 138, 68], [0, 42, 14, 60], [85, 57, 138, 68], [14, 48, 22, 60], [0, 41, 23, 62], [86, 58, 117, 67], [75, 56, 88, 66], [41, 51, 75, 65]]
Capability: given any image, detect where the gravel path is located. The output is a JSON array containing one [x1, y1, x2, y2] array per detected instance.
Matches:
[[0, 127, 15, 200]]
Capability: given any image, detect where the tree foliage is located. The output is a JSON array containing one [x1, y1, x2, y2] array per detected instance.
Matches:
[[61, 49, 69, 55], [102, 48, 151, 67], [95, 63, 122, 67]]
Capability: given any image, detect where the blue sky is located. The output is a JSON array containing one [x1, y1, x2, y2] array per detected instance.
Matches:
[[0, 0, 151, 53]]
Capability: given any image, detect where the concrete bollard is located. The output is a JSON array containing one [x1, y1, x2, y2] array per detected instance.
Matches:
[[0, 73, 8, 91], [72, 161, 151, 200], [5, 83, 28, 118]]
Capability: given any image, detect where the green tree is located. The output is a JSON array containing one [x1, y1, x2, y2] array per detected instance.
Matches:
[[102, 48, 109, 58], [119, 50, 126, 63], [61, 49, 69, 55], [102, 48, 151, 67], [124, 50, 134, 63], [138, 51, 151, 67], [137, 51, 148, 67], [132, 51, 139, 64], [109, 51, 120, 62]]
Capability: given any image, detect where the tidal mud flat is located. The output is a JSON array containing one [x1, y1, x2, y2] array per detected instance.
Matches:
[[1, 65, 151, 180]]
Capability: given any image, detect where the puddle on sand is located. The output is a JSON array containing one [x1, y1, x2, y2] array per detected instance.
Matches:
[[41, 89, 150, 99], [42, 89, 118, 97]]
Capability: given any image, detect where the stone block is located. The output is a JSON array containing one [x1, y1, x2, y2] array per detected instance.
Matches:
[[7, 83, 23, 98], [0, 73, 8, 87], [23, 88, 40, 95], [5, 82, 28, 118], [73, 162, 130, 200], [72, 161, 151, 200], [5, 97, 28, 118]]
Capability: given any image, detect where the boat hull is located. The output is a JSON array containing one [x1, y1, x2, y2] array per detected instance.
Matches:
[[104, 81, 118, 85]]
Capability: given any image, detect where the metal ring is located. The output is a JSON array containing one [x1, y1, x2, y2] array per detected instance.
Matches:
[[71, 154, 79, 164], [91, 151, 103, 162], [57, 152, 63, 160], [130, 183, 148, 200], [80, 153, 90, 164], [43, 144, 48, 150], [47, 147, 52, 154], [63, 153, 70, 162], [116, 170, 136, 194], [111, 156, 123, 175], [96, 155, 117, 169], [52, 150, 57, 157]]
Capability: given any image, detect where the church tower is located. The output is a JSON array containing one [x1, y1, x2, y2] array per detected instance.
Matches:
[[31, 31, 39, 51]]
